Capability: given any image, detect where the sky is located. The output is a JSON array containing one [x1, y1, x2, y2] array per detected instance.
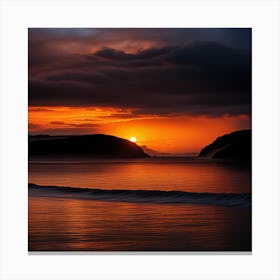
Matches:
[[28, 28, 251, 153]]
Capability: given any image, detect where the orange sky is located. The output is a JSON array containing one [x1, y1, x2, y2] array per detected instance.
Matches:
[[28, 29, 251, 154], [29, 106, 250, 153]]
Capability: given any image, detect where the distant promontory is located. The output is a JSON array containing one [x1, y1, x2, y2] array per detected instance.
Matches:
[[29, 134, 149, 159], [198, 130, 251, 160]]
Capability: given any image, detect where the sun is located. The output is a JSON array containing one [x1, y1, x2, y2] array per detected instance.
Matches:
[[130, 136, 137, 143]]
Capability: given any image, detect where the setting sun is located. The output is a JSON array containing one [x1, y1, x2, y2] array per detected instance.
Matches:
[[28, 28, 252, 253], [130, 136, 137, 143]]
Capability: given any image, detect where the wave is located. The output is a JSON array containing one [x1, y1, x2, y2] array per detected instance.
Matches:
[[28, 184, 251, 207]]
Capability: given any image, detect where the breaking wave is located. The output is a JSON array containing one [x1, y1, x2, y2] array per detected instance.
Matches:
[[28, 183, 251, 207]]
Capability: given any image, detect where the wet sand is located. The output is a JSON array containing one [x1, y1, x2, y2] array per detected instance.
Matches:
[[29, 195, 251, 251]]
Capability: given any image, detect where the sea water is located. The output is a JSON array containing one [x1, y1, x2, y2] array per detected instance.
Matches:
[[28, 157, 251, 251]]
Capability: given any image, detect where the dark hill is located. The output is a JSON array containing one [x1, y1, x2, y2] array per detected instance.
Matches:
[[198, 130, 251, 160], [29, 134, 149, 159]]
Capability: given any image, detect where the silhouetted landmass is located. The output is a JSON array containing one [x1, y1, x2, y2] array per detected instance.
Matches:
[[29, 134, 149, 159], [141, 145, 197, 157], [198, 130, 251, 160], [140, 145, 173, 157]]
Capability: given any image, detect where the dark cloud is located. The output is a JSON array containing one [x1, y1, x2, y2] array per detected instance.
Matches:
[[50, 121, 99, 128], [94, 46, 174, 61], [50, 121, 64, 125], [28, 123, 42, 129], [28, 121, 100, 136], [28, 107, 53, 112], [29, 28, 251, 117], [29, 127, 99, 136], [103, 113, 140, 119]]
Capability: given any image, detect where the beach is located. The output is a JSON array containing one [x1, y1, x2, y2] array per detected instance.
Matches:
[[28, 158, 251, 251]]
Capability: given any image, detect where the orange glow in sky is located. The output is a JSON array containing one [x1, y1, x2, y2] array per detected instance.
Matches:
[[29, 106, 250, 153], [28, 29, 251, 154]]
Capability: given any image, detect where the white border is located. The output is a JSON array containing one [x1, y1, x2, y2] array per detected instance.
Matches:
[[1, 0, 280, 279]]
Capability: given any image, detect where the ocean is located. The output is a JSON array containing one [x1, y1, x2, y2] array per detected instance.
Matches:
[[28, 157, 251, 251]]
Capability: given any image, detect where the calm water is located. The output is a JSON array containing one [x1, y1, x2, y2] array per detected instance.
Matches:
[[28, 157, 251, 251], [28, 157, 251, 193]]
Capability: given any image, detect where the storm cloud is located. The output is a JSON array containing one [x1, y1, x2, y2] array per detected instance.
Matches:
[[29, 28, 251, 116]]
